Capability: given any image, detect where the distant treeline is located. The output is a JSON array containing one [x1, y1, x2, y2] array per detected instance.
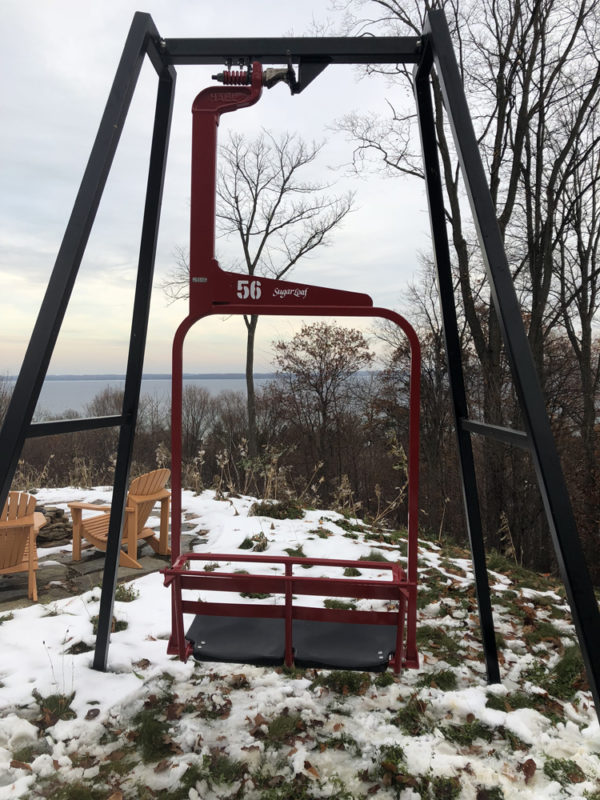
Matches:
[[2, 316, 599, 585]]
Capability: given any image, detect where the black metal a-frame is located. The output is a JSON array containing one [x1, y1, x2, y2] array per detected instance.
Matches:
[[1, 10, 598, 721]]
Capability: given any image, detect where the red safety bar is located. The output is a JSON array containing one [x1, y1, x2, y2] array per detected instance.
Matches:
[[164, 63, 421, 671]]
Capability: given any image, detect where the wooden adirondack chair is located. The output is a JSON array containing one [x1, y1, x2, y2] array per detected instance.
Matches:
[[69, 468, 170, 569], [0, 491, 46, 601]]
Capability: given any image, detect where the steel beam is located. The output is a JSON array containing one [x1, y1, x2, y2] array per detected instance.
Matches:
[[27, 416, 125, 438], [160, 36, 422, 66], [414, 41, 500, 685], [460, 420, 531, 451], [93, 62, 177, 672]]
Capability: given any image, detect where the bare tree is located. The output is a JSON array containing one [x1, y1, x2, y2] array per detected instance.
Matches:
[[0, 375, 12, 428], [336, 0, 600, 552], [272, 321, 374, 494], [163, 130, 354, 458]]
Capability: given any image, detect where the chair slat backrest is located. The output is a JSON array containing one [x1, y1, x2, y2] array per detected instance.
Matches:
[[0, 492, 36, 570], [127, 469, 170, 530], [1, 491, 36, 521], [0, 528, 28, 569]]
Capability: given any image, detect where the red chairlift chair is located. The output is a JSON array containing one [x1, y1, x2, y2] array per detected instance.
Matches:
[[162, 62, 421, 673]]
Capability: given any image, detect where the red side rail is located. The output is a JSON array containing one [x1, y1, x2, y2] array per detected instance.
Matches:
[[163, 553, 416, 671]]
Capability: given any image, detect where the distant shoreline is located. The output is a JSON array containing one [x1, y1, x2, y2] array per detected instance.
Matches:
[[8, 373, 277, 381]]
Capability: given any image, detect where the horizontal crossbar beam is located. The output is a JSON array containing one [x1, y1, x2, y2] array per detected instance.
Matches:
[[460, 418, 530, 450], [27, 415, 126, 438], [160, 36, 422, 66]]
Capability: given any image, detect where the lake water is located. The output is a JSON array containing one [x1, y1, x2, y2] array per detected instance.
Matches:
[[28, 376, 274, 418]]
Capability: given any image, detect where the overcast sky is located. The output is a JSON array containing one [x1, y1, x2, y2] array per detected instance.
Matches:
[[1, 0, 430, 375]]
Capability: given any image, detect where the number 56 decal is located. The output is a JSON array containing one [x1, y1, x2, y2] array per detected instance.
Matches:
[[236, 279, 262, 300]]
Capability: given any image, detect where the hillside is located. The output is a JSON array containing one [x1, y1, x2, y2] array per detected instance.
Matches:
[[0, 488, 598, 799]]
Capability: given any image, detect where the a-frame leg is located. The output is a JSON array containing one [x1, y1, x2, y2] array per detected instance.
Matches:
[[414, 45, 500, 685], [93, 63, 177, 671]]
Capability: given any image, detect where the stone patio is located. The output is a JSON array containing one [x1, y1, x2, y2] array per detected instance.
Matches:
[[0, 504, 206, 612]]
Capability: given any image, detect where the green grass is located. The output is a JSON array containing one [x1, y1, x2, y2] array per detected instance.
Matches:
[[417, 669, 458, 691], [114, 582, 139, 602], [318, 732, 362, 756], [47, 782, 105, 800], [374, 671, 395, 688], [310, 670, 371, 696], [323, 598, 357, 610], [66, 641, 94, 655], [333, 517, 365, 533], [416, 625, 462, 666], [32, 689, 76, 728], [90, 615, 128, 635], [284, 545, 306, 558], [487, 689, 564, 723], [265, 711, 306, 747], [542, 645, 587, 699], [358, 549, 389, 562], [378, 743, 406, 781], [309, 526, 332, 539], [523, 620, 562, 645], [543, 756, 586, 786], [486, 550, 555, 591], [131, 707, 172, 763], [429, 776, 462, 799], [390, 693, 432, 736], [250, 499, 304, 519], [442, 720, 494, 746], [201, 751, 247, 784], [343, 566, 362, 577]]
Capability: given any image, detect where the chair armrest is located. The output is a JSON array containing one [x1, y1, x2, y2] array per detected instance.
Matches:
[[128, 489, 170, 504], [68, 502, 112, 511], [0, 516, 35, 529], [33, 512, 46, 531]]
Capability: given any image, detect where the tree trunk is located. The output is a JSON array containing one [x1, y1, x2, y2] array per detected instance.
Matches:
[[245, 314, 259, 459]]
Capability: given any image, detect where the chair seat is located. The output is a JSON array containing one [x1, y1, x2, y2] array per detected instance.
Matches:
[[81, 514, 160, 549], [69, 469, 171, 570]]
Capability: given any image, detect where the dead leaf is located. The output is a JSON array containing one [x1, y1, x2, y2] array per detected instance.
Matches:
[[85, 708, 101, 720], [133, 658, 151, 670], [107, 793, 124, 800], [53, 760, 60, 770], [107, 750, 126, 762], [229, 673, 249, 689], [519, 758, 537, 784], [10, 760, 32, 771], [304, 760, 320, 779], [154, 759, 171, 773], [165, 702, 185, 721], [333, 722, 344, 732]]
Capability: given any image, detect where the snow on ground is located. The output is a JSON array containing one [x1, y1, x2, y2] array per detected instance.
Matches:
[[0, 487, 599, 799]]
